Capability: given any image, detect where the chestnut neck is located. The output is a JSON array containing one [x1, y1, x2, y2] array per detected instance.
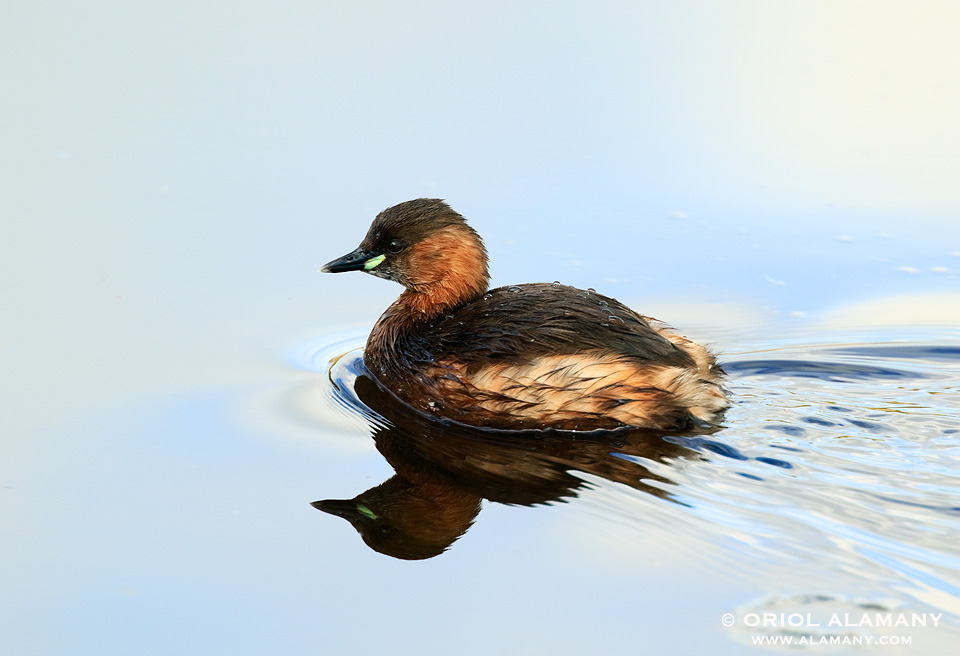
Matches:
[[395, 280, 486, 319], [366, 226, 490, 370], [395, 227, 490, 320]]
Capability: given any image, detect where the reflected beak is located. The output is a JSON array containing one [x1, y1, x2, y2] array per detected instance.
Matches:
[[312, 499, 375, 523], [320, 247, 377, 273]]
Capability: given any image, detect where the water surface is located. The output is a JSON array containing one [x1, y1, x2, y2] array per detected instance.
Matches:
[[3, 2, 959, 655], [298, 317, 960, 652]]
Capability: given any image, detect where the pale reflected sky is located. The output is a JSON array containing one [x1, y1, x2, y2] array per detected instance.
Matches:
[[2, 0, 958, 469], [3, 1, 958, 216], [2, 0, 957, 438], [2, 4, 959, 653]]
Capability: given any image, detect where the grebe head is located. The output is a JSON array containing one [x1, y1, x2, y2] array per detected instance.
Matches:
[[322, 199, 490, 308]]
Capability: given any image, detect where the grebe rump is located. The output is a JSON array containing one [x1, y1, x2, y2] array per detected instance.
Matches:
[[322, 199, 729, 431]]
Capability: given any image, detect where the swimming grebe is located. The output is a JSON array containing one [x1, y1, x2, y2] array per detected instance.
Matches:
[[321, 199, 729, 431]]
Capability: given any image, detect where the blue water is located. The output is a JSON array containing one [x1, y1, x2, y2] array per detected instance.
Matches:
[[302, 323, 960, 650], [4, 2, 960, 654]]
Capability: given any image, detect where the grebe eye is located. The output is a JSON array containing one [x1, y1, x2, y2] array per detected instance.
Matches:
[[386, 239, 404, 253]]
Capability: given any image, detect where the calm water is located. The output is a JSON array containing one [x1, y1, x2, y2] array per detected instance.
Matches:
[[296, 321, 960, 653], [4, 3, 960, 655]]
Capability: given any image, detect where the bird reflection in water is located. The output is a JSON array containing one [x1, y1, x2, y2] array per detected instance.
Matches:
[[313, 362, 724, 560]]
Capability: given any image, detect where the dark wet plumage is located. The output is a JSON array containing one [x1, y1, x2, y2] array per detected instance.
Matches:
[[322, 199, 730, 431]]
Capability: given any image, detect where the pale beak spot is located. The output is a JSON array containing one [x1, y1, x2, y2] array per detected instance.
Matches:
[[356, 503, 378, 520], [363, 254, 386, 270]]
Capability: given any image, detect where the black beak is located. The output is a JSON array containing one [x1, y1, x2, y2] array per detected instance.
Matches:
[[320, 247, 375, 273], [312, 499, 371, 525]]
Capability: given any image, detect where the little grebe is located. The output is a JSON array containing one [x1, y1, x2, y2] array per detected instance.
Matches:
[[321, 199, 729, 431]]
